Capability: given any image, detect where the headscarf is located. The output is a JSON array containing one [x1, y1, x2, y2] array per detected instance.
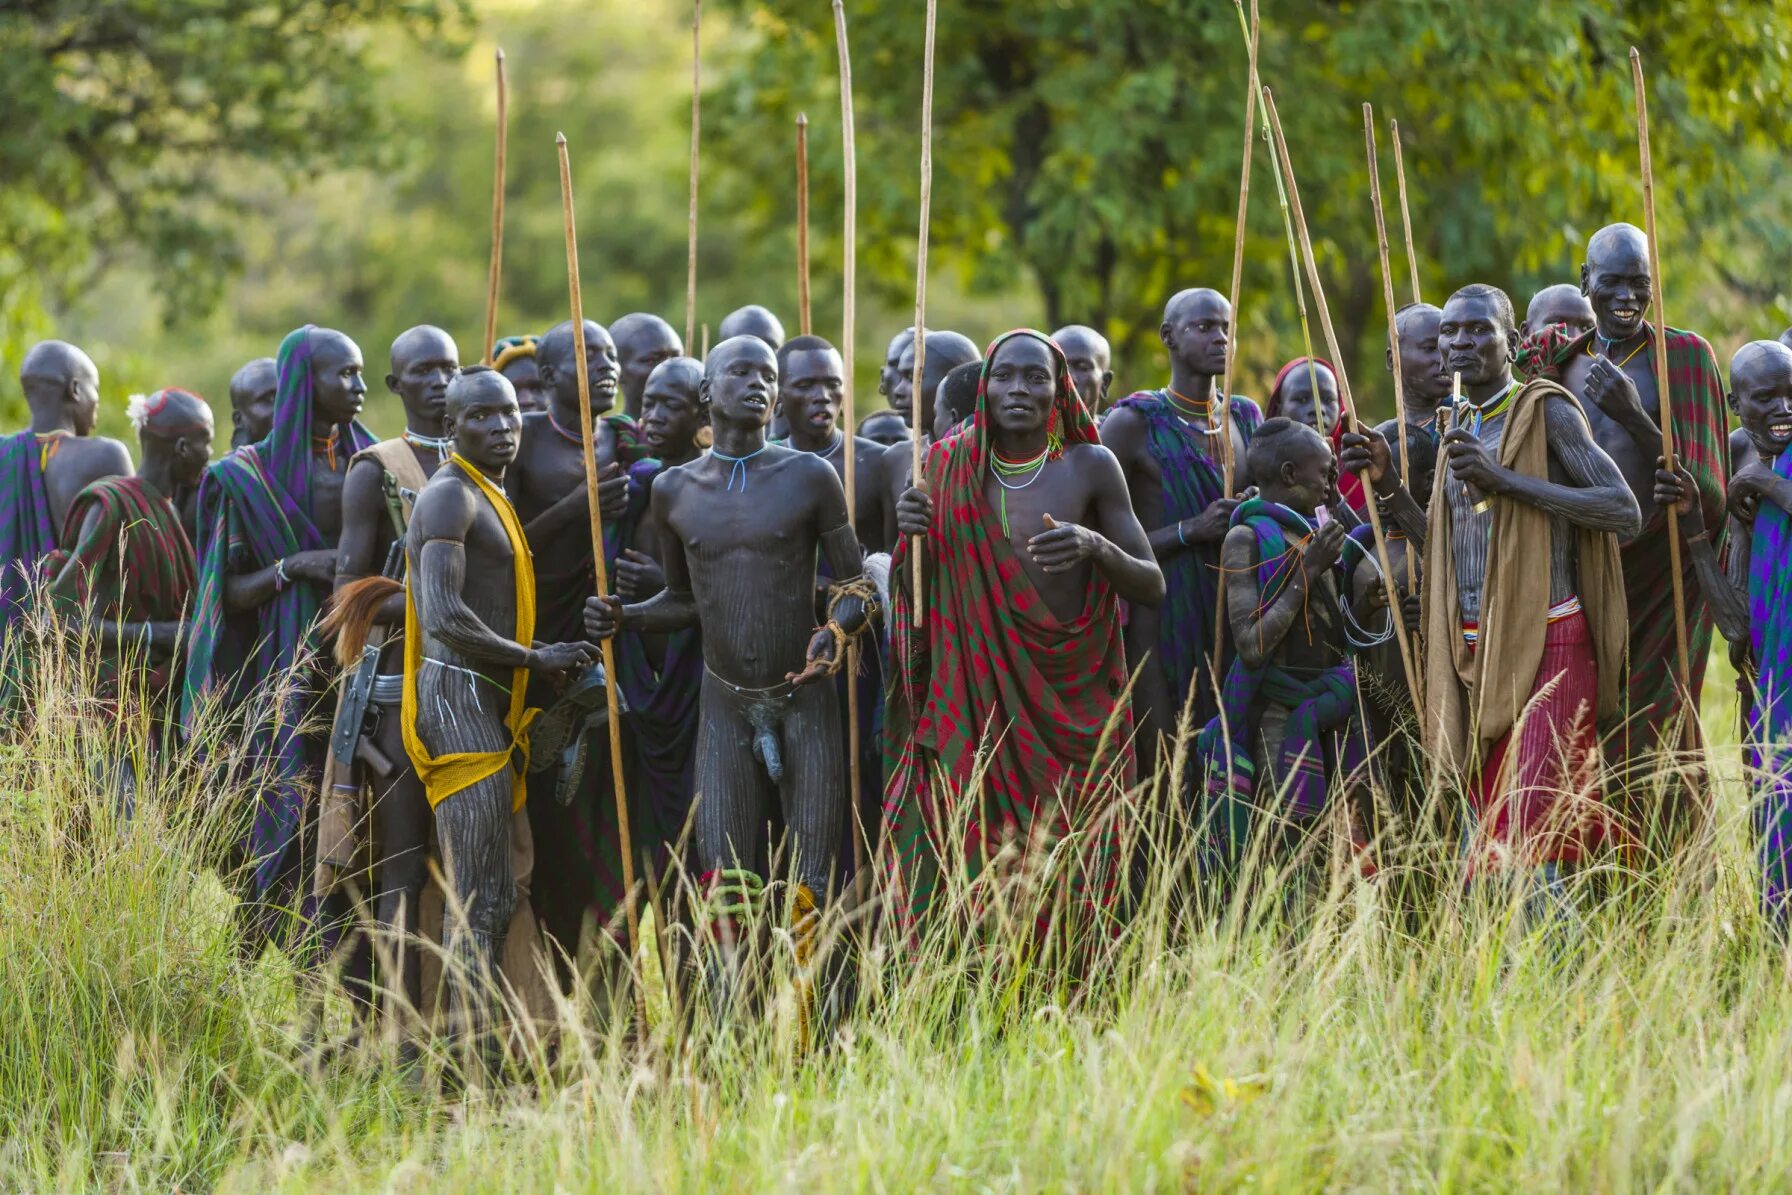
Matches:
[[261, 325, 377, 534], [964, 328, 1099, 470], [1267, 355, 1364, 512]]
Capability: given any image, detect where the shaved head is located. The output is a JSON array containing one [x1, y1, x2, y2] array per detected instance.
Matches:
[[1052, 324, 1110, 364], [1163, 287, 1226, 325], [704, 333, 778, 379], [1733, 339, 1792, 389], [20, 339, 97, 391], [389, 324, 457, 374], [717, 305, 786, 350], [20, 338, 101, 433], [647, 355, 704, 394], [1053, 324, 1113, 410], [1586, 222, 1648, 266], [129, 387, 213, 438], [445, 363, 515, 415], [1524, 284, 1595, 338], [610, 312, 682, 354]]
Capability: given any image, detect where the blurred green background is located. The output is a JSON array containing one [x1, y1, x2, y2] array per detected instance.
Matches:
[[4, 0, 1792, 444]]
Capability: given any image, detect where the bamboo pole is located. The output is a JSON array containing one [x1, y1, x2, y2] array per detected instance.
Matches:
[[481, 48, 508, 366], [833, 3, 866, 876], [796, 112, 812, 337], [1389, 120, 1421, 307], [1262, 90, 1420, 710], [556, 132, 646, 1026], [1213, 0, 1259, 677], [685, 0, 702, 351], [908, 0, 937, 627], [1364, 105, 1421, 632], [1629, 47, 1694, 730]]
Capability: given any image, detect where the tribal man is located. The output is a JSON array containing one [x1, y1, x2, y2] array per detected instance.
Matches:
[[184, 325, 377, 953], [888, 329, 1163, 942], [1657, 340, 1792, 928], [506, 317, 642, 975], [609, 312, 685, 421], [403, 365, 594, 1049], [229, 358, 278, 451], [584, 335, 873, 984], [493, 336, 549, 414], [859, 409, 910, 448], [3, 340, 133, 634], [878, 329, 981, 548], [1519, 223, 1729, 847], [1194, 418, 1366, 884], [45, 387, 210, 798], [933, 360, 982, 442], [1052, 324, 1114, 412], [1103, 287, 1260, 773], [1424, 284, 1638, 897], [879, 327, 917, 409], [1522, 284, 1596, 341]]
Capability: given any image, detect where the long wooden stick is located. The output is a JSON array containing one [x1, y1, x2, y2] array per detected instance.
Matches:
[[556, 132, 645, 1025], [1213, 0, 1259, 676], [481, 48, 508, 366], [909, 0, 937, 627], [1364, 103, 1421, 709], [1263, 90, 1420, 710], [833, 3, 866, 876], [1389, 120, 1421, 307], [796, 112, 812, 337], [685, 0, 702, 351], [1629, 47, 1693, 722]]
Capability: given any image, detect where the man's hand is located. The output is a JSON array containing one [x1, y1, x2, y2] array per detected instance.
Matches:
[[1442, 428, 1509, 495], [1584, 355, 1655, 436], [787, 627, 841, 687], [582, 594, 623, 640], [614, 548, 665, 602], [1180, 497, 1242, 545], [1302, 520, 1348, 574], [596, 462, 628, 522], [1653, 459, 1707, 538], [284, 549, 338, 585], [528, 641, 594, 684], [1728, 459, 1786, 524], [1339, 428, 1396, 496], [1028, 517, 1105, 574], [895, 483, 933, 538], [1401, 591, 1422, 632]]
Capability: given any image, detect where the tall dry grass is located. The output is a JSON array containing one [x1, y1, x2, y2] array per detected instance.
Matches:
[[2, 602, 1788, 1192]]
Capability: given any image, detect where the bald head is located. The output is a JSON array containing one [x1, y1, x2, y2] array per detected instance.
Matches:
[[1163, 287, 1226, 325], [445, 364, 515, 415], [704, 334, 778, 380], [647, 355, 704, 396], [1729, 340, 1792, 459], [1053, 324, 1113, 410], [1523, 284, 1595, 339], [610, 312, 684, 415], [20, 339, 101, 434], [228, 357, 277, 448], [1160, 288, 1232, 378], [1586, 222, 1648, 266], [1733, 340, 1792, 390], [717, 305, 786, 350], [129, 387, 214, 486], [389, 325, 457, 375], [1581, 223, 1654, 341], [892, 329, 981, 425], [387, 324, 459, 427]]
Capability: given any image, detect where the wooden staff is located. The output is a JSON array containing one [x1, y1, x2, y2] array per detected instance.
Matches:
[[1213, 0, 1259, 674], [556, 132, 645, 1024], [481, 48, 508, 366], [1263, 90, 1420, 709], [1629, 47, 1693, 716], [908, 0, 937, 626], [796, 113, 813, 336], [685, 0, 702, 350], [1389, 120, 1421, 307], [833, 0, 866, 875], [1364, 106, 1419, 605]]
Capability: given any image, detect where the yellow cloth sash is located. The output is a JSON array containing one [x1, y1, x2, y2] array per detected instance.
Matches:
[[402, 454, 538, 811]]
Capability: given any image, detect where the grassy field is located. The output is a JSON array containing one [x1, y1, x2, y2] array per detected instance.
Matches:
[[3, 626, 1789, 1193]]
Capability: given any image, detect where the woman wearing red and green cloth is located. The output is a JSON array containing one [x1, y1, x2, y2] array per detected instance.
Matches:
[[887, 329, 1163, 940]]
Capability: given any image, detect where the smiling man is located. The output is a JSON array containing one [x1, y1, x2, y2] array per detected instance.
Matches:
[[1520, 223, 1729, 847], [1420, 284, 1637, 903], [888, 329, 1163, 941], [403, 365, 593, 1052], [584, 335, 872, 988], [184, 325, 378, 955]]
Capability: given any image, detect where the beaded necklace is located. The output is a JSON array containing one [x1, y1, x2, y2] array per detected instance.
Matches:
[[311, 427, 340, 471], [34, 429, 70, 471], [403, 427, 455, 466], [1587, 330, 1649, 368], [991, 446, 1049, 537]]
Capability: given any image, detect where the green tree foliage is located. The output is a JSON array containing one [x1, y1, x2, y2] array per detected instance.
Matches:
[[708, 0, 1792, 407]]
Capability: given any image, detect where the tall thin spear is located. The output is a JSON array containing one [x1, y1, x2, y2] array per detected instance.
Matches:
[[908, 0, 937, 626], [685, 0, 702, 350], [833, 0, 866, 875], [481, 48, 508, 365], [1262, 90, 1420, 710], [1629, 47, 1693, 723], [1390, 120, 1421, 307], [556, 132, 646, 1026], [796, 112, 813, 337]]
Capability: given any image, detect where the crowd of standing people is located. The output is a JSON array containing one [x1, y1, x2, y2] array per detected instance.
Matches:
[[8, 218, 1792, 1048]]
